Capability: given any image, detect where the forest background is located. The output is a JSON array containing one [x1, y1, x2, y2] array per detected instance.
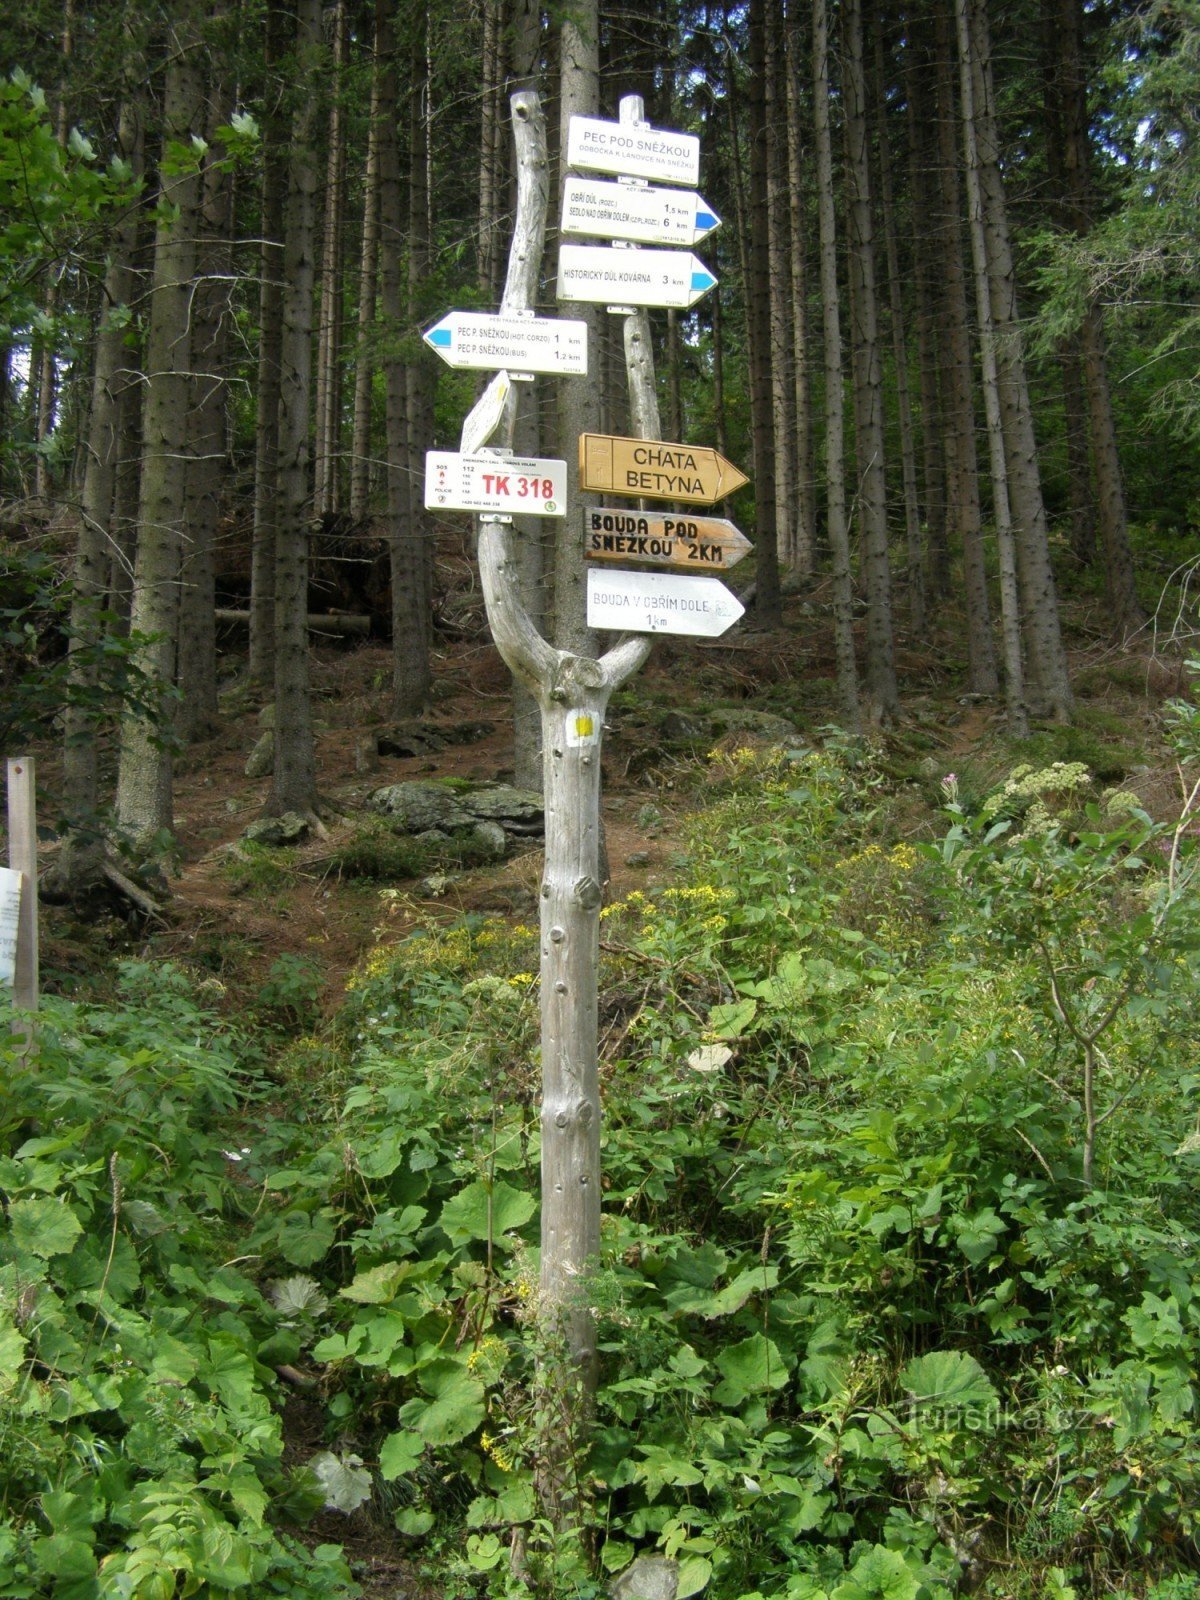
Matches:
[[2, 0, 1200, 1598]]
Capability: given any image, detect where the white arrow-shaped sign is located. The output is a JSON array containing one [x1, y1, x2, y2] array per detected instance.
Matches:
[[562, 177, 720, 247], [425, 452, 567, 517], [558, 244, 717, 310], [460, 371, 512, 455], [423, 311, 589, 376], [568, 114, 700, 186], [586, 568, 744, 637]]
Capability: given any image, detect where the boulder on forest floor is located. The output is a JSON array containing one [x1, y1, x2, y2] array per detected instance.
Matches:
[[366, 779, 543, 841]]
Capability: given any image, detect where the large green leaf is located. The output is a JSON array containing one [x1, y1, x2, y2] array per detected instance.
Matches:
[[439, 1180, 535, 1248], [712, 1333, 789, 1405], [379, 1430, 424, 1481], [399, 1369, 486, 1446], [900, 1350, 996, 1419], [833, 1545, 921, 1600], [7, 1196, 83, 1258]]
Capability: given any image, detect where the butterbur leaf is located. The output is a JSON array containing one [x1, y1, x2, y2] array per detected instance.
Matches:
[[706, 997, 757, 1038], [439, 1180, 535, 1247], [7, 1197, 83, 1258], [270, 1275, 329, 1318], [394, 1508, 434, 1537], [713, 1332, 789, 1405], [900, 1350, 996, 1417], [833, 1545, 920, 1600], [310, 1451, 372, 1514], [378, 1430, 424, 1481], [276, 1208, 336, 1267], [341, 1262, 405, 1304]]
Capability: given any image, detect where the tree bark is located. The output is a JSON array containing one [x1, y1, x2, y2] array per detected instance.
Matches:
[[178, 86, 234, 745], [313, 0, 347, 521], [268, 0, 323, 819], [843, 0, 898, 722], [554, 0, 602, 655], [956, 0, 1028, 736], [813, 0, 860, 724], [784, 8, 816, 576], [765, 2, 795, 569], [114, 13, 205, 856], [397, 21, 434, 714], [349, 29, 382, 526], [747, 0, 782, 624], [249, 1, 289, 687], [932, 3, 997, 693], [57, 97, 142, 894], [871, 9, 925, 634]]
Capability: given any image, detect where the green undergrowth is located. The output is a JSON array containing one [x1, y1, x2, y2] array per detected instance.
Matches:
[[5, 686, 1200, 1599]]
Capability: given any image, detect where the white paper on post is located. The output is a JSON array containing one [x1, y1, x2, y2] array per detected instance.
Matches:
[[0, 866, 23, 986]]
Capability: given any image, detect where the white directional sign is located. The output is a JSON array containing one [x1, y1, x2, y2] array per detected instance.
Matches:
[[460, 371, 511, 455], [423, 311, 589, 376], [562, 177, 720, 247], [558, 244, 717, 310], [568, 115, 700, 186], [425, 452, 567, 517], [586, 568, 745, 637], [0, 867, 21, 986]]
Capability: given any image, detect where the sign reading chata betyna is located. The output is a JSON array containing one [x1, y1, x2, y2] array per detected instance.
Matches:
[[584, 508, 752, 571], [579, 433, 749, 505], [567, 114, 700, 186], [424, 452, 567, 516], [587, 568, 744, 637], [424, 311, 588, 376], [561, 178, 720, 247], [0, 867, 22, 986], [558, 244, 716, 310]]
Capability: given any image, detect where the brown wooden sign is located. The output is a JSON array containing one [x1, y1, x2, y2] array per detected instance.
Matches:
[[579, 432, 749, 505], [584, 507, 752, 571]]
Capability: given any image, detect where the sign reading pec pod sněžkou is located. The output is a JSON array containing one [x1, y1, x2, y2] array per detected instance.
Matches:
[[566, 114, 700, 186], [424, 451, 567, 517], [423, 311, 589, 376]]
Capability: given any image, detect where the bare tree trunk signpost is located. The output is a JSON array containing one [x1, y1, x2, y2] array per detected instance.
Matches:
[[423, 89, 745, 1525]]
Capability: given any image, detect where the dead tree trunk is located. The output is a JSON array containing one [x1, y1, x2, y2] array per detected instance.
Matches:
[[474, 89, 651, 1533]]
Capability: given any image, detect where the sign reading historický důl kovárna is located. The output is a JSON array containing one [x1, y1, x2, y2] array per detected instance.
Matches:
[[586, 568, 744, 638], [424, 452, 567, 516], [557, 244, 716, 311]]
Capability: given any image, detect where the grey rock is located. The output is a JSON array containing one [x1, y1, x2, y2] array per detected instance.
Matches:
[[625, 851, 652, 868], [610, 1556, 679, 1600], [636, 804, 664, 831], [244, 731, 274, 779], [471, 820, 510, 860], [708, 707, 799, 741], [660, 710, 708, 744], [242, 811, 310, 847], [368, 781, 474, 833], [462, 784, 543, 831], [257, 702, 275, 728]]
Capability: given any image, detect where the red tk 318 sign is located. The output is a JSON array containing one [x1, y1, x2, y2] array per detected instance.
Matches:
[[424, 451, 568, 517]]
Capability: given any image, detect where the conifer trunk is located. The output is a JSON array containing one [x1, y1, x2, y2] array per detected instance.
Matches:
[[813, 0, 860, 724], [269, 0, 323, 819], [115, 13, 205, 855]]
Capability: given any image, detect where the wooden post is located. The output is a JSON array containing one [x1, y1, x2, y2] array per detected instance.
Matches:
[[6, 756, 39, 1039], [472, 90, 651, 1518]]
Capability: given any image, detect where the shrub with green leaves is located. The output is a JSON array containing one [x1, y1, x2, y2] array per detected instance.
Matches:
[[0, 964, 354, 1599]]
